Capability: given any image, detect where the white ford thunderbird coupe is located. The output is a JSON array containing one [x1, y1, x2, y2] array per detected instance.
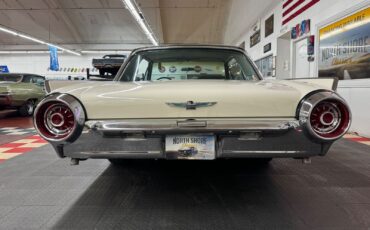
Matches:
[[34, 45, 351, 165]]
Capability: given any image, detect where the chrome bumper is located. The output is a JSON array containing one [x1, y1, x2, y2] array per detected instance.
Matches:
[[51, 118, 333, 159]]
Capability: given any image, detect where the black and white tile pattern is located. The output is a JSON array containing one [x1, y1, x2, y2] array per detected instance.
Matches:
[[0, 127, 36, 136]]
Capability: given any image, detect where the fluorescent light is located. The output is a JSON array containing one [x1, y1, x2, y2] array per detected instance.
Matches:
[[81, 50, 131, 54], [0, 51, 50, 54], [0, 50, 131, 55], [0, 25, 81, 56], [0, 27, 18, 36], [121, 0, 159, 46]]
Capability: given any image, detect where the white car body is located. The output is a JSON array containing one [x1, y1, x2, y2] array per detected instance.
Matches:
[[34, 45, 351, 164]]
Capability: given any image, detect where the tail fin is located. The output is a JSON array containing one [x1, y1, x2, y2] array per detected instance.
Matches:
[[44, 80, 86, 93], [289, 77, 338, 91]]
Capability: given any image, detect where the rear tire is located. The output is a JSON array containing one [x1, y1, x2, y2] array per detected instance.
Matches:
[[18, 100, 35, 116], [255, 158, 272, 164], [108, 159, 126, 165]]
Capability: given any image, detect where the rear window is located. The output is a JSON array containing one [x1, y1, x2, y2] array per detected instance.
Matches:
[[118, 48, 260, 82], [0, 75, 22, 82]]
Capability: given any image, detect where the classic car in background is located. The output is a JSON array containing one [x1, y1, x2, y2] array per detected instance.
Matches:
[[0, 73, 45, 116], [33, 45, 351, 165], [92, 54, 126, 78]]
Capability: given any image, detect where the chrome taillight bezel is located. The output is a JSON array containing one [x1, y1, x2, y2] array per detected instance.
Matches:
[[298, 90, 351, 141], [33, 93, 86, 143]]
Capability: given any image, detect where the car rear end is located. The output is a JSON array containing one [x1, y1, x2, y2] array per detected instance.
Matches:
[[33, 46, 351, 163], [33, 88, 351, 161]]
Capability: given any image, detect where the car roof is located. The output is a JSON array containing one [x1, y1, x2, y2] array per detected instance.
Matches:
[[0, 73, 44, 77], [131, 44, 245, 54]]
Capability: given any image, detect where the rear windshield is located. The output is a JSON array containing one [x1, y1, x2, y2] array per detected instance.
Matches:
[[0, 75, 22, 82], [117, 48, 260, 82]]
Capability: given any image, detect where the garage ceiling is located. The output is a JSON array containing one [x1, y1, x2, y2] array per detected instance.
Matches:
[[140, 0, 232, 44], [0, 0, 277, 49], [0, 0, 153, 46]]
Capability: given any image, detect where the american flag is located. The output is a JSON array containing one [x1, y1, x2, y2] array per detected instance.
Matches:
[[282, 0, 320, 25]]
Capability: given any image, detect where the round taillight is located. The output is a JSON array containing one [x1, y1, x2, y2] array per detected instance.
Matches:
[[309, 99, 350, 139], [35, 101, 76, 141], [45, 103, 75, 137]]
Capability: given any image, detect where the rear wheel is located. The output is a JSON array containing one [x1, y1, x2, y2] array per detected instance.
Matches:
[[18, 100, 35, 116]]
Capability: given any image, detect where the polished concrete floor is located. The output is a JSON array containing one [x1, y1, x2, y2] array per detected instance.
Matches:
[[0, 111, 370, 229]]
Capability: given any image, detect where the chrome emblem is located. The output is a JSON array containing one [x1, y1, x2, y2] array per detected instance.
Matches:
[[166, 101, 217, 110]]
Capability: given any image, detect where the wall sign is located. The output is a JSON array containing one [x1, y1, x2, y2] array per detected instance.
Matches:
[[0, 65, 9, 73], [318, 7, 370, 80], [264, 43, 272, 53], [291, 19, 310, 39], [307, 35, 315, 56]]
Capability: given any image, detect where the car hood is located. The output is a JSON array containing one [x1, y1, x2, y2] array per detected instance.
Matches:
[[52, 80, 332, 119]]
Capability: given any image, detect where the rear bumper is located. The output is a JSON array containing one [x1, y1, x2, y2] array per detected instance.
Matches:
[[51, 119, 333, 159]]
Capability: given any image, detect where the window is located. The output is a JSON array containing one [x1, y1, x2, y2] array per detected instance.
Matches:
[[23, 75, 45, 86], [255, 55, 274, 78], [0, 74, 22, 82], [33, 76, 45, 86], [134, 57, 149, 81], [118, 48, 260, 82]]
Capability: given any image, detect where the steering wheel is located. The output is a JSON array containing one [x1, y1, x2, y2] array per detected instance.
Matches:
[[156, 77, 172, 81]]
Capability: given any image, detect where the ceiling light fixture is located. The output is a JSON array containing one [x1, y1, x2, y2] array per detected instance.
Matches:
[[0, 50, 132, 55], [0, 25, 81, 56], [121, 0, 159, 46]]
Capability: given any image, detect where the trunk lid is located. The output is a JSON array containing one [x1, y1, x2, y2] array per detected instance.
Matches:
[[65, 80, 315, 119]]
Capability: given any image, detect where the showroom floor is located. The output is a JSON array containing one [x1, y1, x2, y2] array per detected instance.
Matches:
[[0, 111, 370, 229]]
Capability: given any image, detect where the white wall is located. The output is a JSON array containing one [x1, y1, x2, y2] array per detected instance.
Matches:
[[0, 51, 130, 80], [228, 0, 370, 137]]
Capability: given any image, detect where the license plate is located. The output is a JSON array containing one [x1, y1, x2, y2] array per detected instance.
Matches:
[[165, 135, 215, 160]]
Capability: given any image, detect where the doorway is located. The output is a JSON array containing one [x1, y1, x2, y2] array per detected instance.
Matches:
[[276, 31, 291, 79], [293, 37, 311, 78]]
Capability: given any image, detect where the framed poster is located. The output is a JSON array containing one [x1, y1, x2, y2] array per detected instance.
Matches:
[[318, 7, 370, 80], [264, 43, 271, 53], [265, 15, 274, 37], [250, 30, 260, 48]]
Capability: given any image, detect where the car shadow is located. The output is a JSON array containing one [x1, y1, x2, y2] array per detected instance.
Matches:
[[50, 159, 309, 229]]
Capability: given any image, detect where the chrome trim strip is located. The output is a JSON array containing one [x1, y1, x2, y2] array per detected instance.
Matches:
[[85, 119, 300, 133], [44, 80, 51, 93], [79, 151, 161, 155], [223, 150, 307, 154]]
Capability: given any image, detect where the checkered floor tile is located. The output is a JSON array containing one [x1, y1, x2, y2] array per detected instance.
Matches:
[[344, 134, 370, 146], [0, 127, 36, 135], [0, 135, 48, 162]]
